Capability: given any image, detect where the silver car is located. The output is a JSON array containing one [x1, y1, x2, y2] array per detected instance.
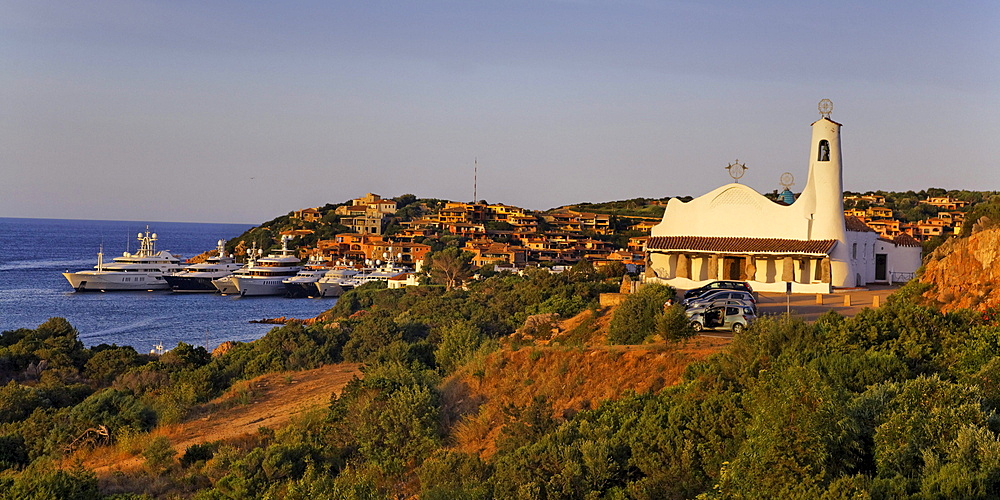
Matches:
[[683, 290, 756, 309], [687, 304, 757, 333], [685, 298, 757, 316]]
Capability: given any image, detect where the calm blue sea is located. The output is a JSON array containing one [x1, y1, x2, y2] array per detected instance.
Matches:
[[0, 218, 336, 353]]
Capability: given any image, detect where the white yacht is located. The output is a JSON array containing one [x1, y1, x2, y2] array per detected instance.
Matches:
[[229, 236, 303, 296], [342, 259, 411, 289], [282, 256, 333, 298], [212, 244, 259, 295], [164, 239, 242, 292], [63, 228, 184, 291], [314, 265, 363, 297]]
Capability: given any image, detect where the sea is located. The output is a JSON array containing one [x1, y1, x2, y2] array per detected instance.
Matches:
[[0, 218, 337, 353]]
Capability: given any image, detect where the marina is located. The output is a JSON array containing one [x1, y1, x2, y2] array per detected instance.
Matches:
[[0, 218, 336, 352]]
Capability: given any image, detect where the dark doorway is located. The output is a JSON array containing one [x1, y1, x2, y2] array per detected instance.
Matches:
[[723, 257, 743, 280], [875, 254, 887, 281]]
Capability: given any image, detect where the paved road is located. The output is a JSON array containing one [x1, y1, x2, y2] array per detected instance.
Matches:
[[754, 284, 902, 322]]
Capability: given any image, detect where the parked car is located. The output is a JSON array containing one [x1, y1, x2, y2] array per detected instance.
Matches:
[[687, 304, 757, 333], [684, 298, 757, 316], [683, 289, 756, 309], [684, 280, 752, 300]]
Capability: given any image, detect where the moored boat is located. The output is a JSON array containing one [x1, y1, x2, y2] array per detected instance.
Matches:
[[282, 256, 333, 298], [230, 236, 303, 296], [314, 266, 363, 297], [63, 228, 184, 292], [164, 239, 242, 292]]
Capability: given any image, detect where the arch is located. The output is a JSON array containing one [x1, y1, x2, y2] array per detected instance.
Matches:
[[818, 140, 830, 161]]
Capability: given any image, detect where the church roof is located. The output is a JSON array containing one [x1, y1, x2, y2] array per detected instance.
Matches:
[[892, 233, 922, 247], [845, 216, 876, 233], [810, 116, 843, 127], [646, 236, 837, 255]]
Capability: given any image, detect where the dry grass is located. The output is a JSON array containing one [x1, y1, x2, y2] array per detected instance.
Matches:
[[442, 305, 732, 458], [82, 362, 363, 477]]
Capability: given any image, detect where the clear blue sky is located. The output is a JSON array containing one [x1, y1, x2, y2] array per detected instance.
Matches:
[[2, 1, 997, 223]]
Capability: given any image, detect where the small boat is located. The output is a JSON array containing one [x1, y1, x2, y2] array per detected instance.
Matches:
[[314, 265, 363, 297], [350, 261, 412, 288], [63, 228, 183, 291], [164, 239, 242, 292], [282, 256, 333, 298]]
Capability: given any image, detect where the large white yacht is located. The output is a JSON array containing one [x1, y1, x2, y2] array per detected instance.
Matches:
[[63, 228, 184, 291], [163, 239, 242, 292], [229, 236, 303, 296], [211, 243, 257, 295]]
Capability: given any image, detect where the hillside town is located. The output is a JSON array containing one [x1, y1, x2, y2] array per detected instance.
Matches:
[[275, 192, 655, 274], [843, 193, 968, 241], [263, 188, 987, 283]]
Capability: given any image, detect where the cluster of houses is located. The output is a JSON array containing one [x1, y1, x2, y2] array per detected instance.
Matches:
[[843, 195, 967, 241], [288, 193, 654, 272], [279, 104, 975, 293]]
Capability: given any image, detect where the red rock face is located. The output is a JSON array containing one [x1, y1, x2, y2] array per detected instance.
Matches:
[[920, 227, 1000, 312], [212, 341, 236, 357]]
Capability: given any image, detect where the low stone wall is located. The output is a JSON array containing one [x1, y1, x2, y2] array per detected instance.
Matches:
[[600, 293, 628, 307]]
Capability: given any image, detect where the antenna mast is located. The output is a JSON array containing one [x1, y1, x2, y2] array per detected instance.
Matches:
[[474, 157, 478, 204]]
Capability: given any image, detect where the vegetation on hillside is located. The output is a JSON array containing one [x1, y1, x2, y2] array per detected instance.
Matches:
[[8, 185, 1000, 497], [843, 188, 999, 223], [4, 267, 1000, 497]]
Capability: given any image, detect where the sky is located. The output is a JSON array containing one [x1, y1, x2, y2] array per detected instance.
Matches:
[[2, 1, 998, 224]]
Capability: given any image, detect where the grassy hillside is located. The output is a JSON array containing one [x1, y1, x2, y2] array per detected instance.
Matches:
[[4, 265, 1000, 498]]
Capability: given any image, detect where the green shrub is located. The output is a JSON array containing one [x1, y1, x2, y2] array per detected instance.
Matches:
[[656, 303, 696, 341], [608, 284, 676, 344], [142, 435, 177, 474]]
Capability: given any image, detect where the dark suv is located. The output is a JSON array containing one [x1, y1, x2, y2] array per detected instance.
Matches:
[[683, 281, 753, 300]]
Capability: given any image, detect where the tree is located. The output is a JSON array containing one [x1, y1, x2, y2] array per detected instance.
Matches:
[[600, 261, 627, 279], [427, 248, 474, 291]]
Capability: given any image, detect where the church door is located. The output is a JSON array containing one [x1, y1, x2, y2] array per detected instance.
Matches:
[[875, 254, 887, 281]]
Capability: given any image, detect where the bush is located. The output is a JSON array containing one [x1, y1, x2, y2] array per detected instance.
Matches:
[[656, 304, 697, 341], [143, 435, 177, 474], [69, 389, 156, 437], [608, 284, 676, 344]]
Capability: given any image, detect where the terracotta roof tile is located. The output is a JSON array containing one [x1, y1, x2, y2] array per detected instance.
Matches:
[[845, 216, 876, 233], [892, 233, 922, 247], [646, 236, 837, 255]]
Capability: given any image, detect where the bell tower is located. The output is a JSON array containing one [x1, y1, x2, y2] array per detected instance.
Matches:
[[802, 99, 851, 286]]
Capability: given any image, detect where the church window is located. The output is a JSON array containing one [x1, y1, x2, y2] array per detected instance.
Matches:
[[852, 243, 857, 259], [818, 140, 830, 161]]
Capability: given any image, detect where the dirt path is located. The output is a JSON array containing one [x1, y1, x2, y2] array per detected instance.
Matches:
[[87, 362, 363, 474]]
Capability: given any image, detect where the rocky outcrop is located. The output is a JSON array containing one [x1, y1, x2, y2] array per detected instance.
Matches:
[[920, 225, 1000, 312], [212, 341, 236, 357]]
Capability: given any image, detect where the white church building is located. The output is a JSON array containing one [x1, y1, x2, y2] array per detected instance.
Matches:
[[644, 101, 922, 293]]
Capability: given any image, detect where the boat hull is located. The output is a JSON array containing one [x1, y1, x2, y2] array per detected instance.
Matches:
[[63, 272, 169, 291], [315, 281, 351, 297], [212, 276, 239, 294], [231, 277, 289, 296], [284, 281, 320, 298], [163, 275, 221, 293]]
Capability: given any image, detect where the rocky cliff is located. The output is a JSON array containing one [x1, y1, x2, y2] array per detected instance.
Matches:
[[920, 221, 1000, 312]]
